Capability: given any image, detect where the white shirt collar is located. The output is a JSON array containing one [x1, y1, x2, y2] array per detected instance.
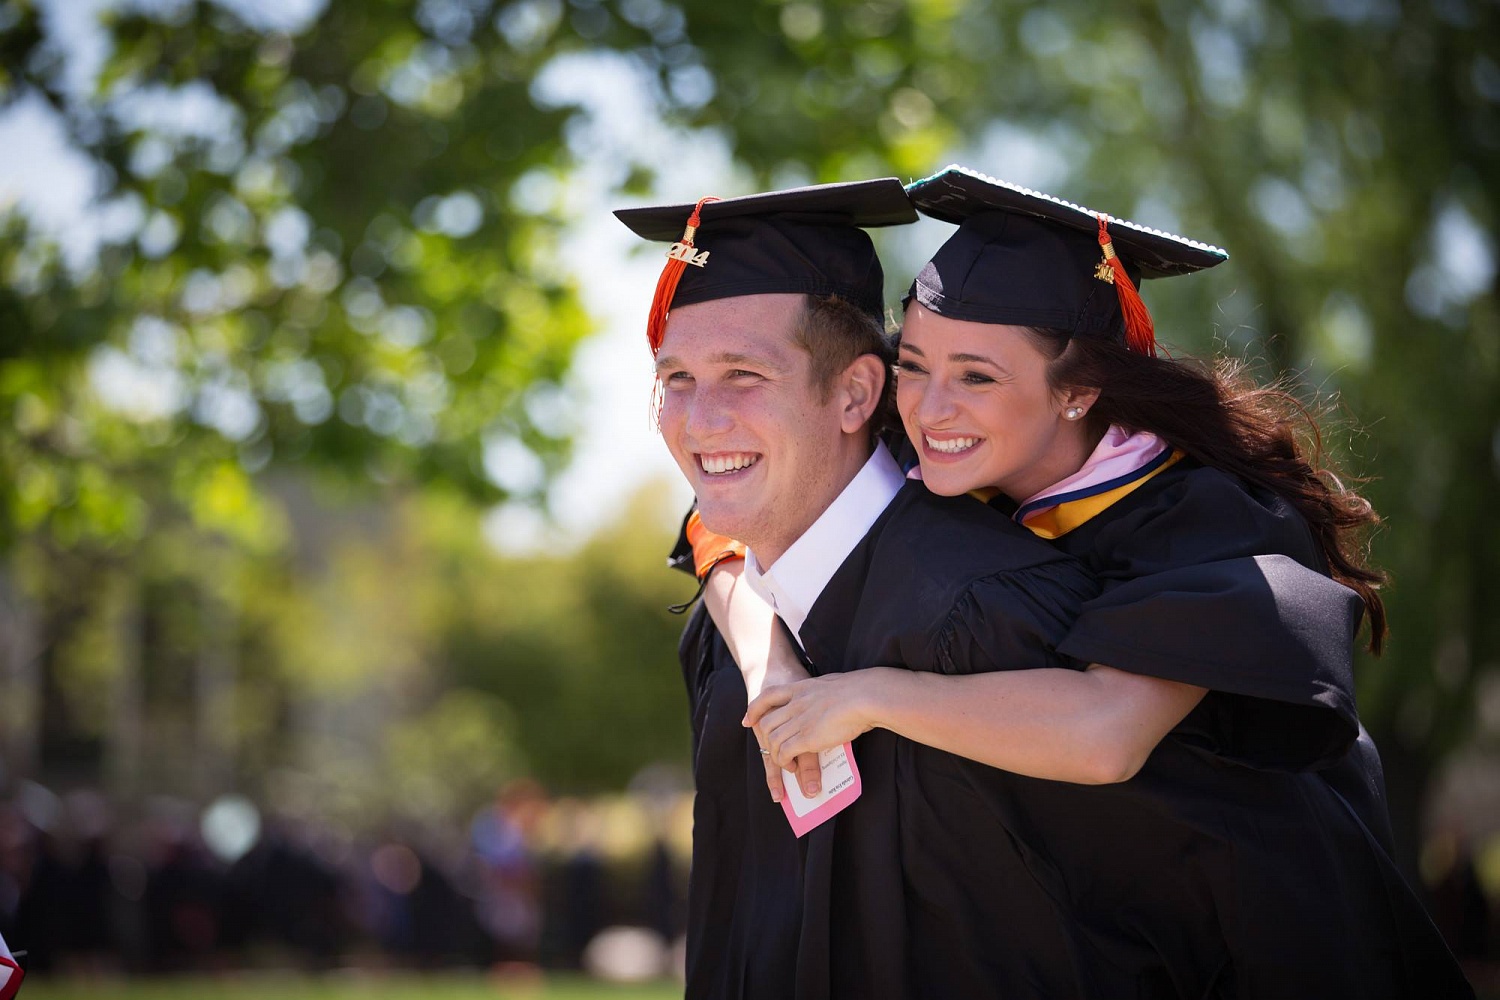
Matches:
[[743, 442, 905, 643]]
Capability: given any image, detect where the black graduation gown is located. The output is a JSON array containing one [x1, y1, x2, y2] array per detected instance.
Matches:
[[1048, 460, 1387, 834], [969, 459, 1471, 998], [678, 605, 805, 999], [676, 464, 1473, 998], [677, 482, 1101, 1000], [787, 474, 1470, 1000], [792, 483, 1102, 1000]]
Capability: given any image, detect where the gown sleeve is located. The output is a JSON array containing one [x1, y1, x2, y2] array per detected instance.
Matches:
[[930, 561, 1097, 676], [1056, 466, 1364, 769]]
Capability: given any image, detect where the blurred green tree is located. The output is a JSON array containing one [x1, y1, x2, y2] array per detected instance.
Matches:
[[1, 0, 617, 551], [0, 0, 649, 811], [239, 479, 695, 819]]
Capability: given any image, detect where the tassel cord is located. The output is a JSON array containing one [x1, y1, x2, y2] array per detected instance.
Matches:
[[1096, 215, 1156, 356]]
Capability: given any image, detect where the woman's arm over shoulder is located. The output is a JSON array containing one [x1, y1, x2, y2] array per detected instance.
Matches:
[[854, 664, 1206, 784], [858, 557, 1203, 784], [747, 552, 1197, 784]]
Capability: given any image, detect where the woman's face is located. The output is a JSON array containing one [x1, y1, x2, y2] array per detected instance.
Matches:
[[896, 302, 1092, 502]]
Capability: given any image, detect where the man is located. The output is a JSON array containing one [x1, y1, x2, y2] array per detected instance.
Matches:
[[616, 182, 1102, 1000]]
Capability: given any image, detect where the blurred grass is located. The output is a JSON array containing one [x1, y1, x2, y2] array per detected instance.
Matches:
[[17, 973, 681, 1000], [15, 968, 1500, 998]]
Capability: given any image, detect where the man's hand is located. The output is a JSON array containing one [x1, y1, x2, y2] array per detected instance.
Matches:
[[744, 669, 891, 773]]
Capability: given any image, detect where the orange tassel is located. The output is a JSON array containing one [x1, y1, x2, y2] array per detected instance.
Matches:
[[1096, 215, 1155, 356], [647, 196, 718, 430], [647, 196, 720, 354], [650, 376, 665, 431]]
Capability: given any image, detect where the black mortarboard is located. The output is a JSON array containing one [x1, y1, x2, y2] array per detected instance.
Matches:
[[905, 165, 1228, 353], [614, 179, 917, 352]]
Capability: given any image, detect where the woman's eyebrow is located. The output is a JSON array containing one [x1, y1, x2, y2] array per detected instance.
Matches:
[[950, 352, 1001, 365], [898, 342, 925, 356]]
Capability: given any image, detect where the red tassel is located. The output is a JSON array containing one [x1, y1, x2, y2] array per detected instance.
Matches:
[[650, 376, 665, 430], [647, 195, 719, 354], [1096, 215, 1155, 356], [648, 196, 718, 429]]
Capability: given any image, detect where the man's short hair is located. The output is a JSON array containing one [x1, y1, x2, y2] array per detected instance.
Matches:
[[791, 294, 896, 431]]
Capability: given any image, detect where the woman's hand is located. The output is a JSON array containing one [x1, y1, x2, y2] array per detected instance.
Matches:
[[744, 669, 901, 773]]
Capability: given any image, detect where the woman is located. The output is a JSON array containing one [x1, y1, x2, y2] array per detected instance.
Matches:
[[700, 167, 1469, 996]]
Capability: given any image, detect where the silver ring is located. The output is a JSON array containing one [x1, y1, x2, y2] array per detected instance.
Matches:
[[758, 747, 771, 756]]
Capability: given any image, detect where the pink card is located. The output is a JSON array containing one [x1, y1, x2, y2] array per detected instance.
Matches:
[[779, 741, 862, 837], [0, 929, 22, 1000]]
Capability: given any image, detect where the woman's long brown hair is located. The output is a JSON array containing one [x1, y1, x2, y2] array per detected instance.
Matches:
[[1029, 329, 1388, 654]]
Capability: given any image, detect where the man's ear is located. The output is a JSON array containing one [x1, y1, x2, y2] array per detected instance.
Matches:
[[837, 354, 886, 433]]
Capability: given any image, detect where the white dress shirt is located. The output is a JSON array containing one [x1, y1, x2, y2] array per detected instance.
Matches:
[[743, 443, 906, 645]]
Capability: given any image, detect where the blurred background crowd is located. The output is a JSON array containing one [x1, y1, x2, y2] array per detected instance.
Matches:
[[0, 778, 693, 981], [0, 0, 1496, 992]]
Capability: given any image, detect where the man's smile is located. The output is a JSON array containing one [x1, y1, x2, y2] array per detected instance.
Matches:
[[698, 452, 761, 476]]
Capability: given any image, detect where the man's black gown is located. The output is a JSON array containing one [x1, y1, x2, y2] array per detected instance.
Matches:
[[676, 468, 1471, 998], [678, 482, 1096, 999]]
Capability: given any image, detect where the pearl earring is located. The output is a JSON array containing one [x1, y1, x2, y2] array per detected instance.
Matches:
[[1065, 407, 1084, 420]]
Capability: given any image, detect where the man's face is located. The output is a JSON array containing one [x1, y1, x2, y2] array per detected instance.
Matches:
[[655, 293, 852, 564]]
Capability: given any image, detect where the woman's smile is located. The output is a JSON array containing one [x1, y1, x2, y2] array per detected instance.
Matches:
[[922, 433, 981, 456]]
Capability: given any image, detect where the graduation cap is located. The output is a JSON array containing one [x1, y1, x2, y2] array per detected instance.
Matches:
[[905, 165, 1228, 355], [614, 179, 918, 353]]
